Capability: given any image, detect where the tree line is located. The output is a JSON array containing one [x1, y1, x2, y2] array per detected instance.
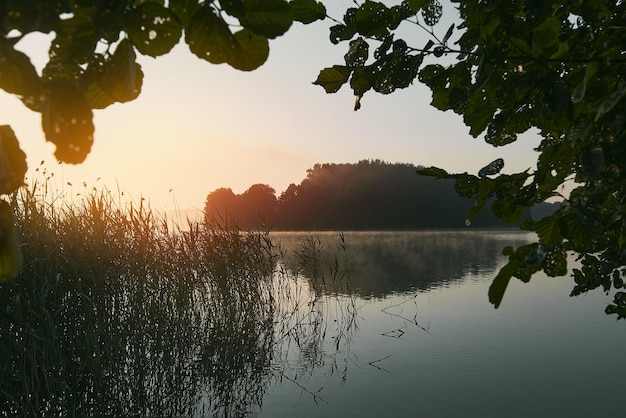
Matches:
[[204, 160, 557, 230]]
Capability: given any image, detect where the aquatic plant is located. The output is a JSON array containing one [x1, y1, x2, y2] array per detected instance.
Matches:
[[0, 178, 358, 417]]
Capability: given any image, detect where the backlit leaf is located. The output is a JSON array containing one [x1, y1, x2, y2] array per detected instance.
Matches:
[[421, 0, 442, 26], [453, 174, 479, 198], [350, 66, 375, 96], [344, 37, 369, 67], [125, 3, 182, 57], [41, 81, 94, 164], [0, 40, 42, 105], [229, 29, 270, 71], [169, 0, 201, 25], [329, 24, 356, 44], [290, 0, 326, 24], [0, 125, 27, 195], [416, 166, 448, 177], [595, 83, 626, 121], [404, 0, 431, 12], [533, 211, 563, 246], [491, 196, 523, 225], [478, 158, 504, 178], [489, 261, 515, 308], [354, 1, 392, 36], [532, 16, 560, 56], [186, 7, 238, 64], [221, 0, 246, 17], [97, 39, 144, 105], [240, 0, 294, 39], [312, 66, 352, 93]]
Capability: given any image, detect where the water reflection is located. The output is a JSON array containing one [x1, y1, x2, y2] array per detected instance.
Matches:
[[9, 227, 621, 418], [273, 230, 534, 297], [263, 231, 626, 418]]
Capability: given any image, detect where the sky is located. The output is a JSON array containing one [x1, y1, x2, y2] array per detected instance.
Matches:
[[0, 1, 542, 212]]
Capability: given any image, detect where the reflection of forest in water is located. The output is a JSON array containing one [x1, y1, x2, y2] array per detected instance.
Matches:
[[273, 230, 535, 298]]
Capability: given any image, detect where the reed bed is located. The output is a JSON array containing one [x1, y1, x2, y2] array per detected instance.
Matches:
[[0, 178, 359, 417]]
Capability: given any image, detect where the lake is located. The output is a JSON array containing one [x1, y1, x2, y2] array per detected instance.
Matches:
[[256, 230, 626, 417]]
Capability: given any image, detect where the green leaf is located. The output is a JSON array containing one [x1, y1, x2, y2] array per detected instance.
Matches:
[[372, 53, 421, 94], [421, 0, 442, 26], [41, 81, 94, 164], [464, 104, 494, 137], [125, 2, 183, 57], [453, 174, 479, 198], [290, 0, 326, 24], [571, 81, 586, 103], [354, 1, 392, 36], [221, 0, 246, 17], [312, 66, 352, 93], [418, 64, 447, 89], [480, 16, 500, 37], [0, 125, 27, 195], [489, 261, 515, 309], [533, 211, 563, 246], [532, 16, 560, 57], [350, 66, 375, 96], [169, 0, 201, 25], [442, 23, 455, 44], [595, 82, 626, 121], [84, 83, 116, 110], [558, 211, 588, 247], [374, 35, 393, 59], [229, 29, 270, 71], [0, 40, 43, 105], [185, 7, 238, 64], [47, 11, 98, 69], [416, 166, 448, 177], [96, 39, 144, 105], [404, 0, 431, 12], [478, 158, 504, 178], [544, 247, 567, 277], [329, 24, 356, 44], [344, 37, 369, 67], [491, 196, 523, 225], [431, 88, 450, 110], [240, 0, 294, 39]]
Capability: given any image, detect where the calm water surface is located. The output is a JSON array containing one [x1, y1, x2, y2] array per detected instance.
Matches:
[[259, 231, 626, 417]]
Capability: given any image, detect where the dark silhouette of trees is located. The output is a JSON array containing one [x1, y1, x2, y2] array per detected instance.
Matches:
[[205, 184, 276, 228], [239, 184, 277, 226], [205, 188, 240, 223], [205, 160, 529, 230]]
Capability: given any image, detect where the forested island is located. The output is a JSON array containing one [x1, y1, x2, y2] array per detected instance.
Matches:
[[204, 160, 558, 230]]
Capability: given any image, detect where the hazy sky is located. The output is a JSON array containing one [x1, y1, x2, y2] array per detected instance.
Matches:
[[1, 1, 541, 211]]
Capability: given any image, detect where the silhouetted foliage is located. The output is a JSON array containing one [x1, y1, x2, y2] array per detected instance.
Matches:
[[205, 184, 276, 228], [205, 160, 534, 230]]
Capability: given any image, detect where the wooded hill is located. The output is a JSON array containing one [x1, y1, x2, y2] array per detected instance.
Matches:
[[204, 160, 558, 230]]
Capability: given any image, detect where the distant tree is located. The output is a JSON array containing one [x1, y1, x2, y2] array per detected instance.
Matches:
[[204, 187, 239, 224], [269, 161, 514, 230], [239, 184, 277, 227]]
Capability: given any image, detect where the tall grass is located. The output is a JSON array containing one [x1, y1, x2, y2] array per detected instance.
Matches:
[[0, 177, 359, 417]]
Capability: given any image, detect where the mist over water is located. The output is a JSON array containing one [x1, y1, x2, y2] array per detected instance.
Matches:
[[263, 230, 626, 417]]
